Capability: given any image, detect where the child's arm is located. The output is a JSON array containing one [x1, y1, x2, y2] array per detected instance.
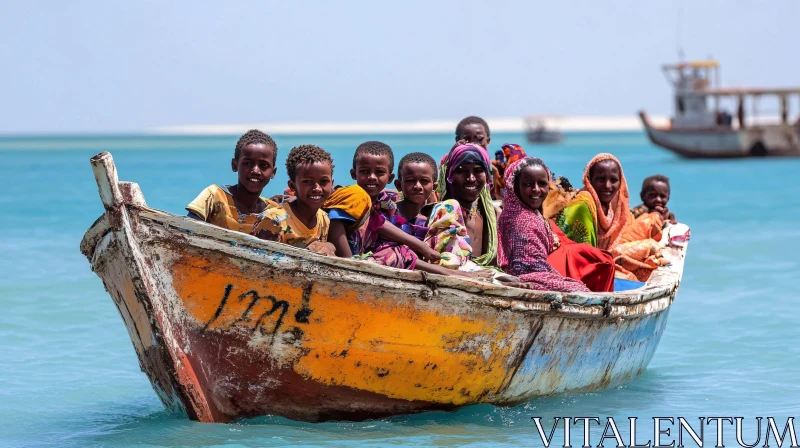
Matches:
[[378, 222, 441, 262], [186, 186, 215, 222], [307, 241, 337, 256], [414, 260, 494, 281], [327, 220, 353, 258], [653, 206, 677, 224]]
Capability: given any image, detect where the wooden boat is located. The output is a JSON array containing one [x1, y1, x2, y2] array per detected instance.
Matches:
[[80, 152, 688, 423], [525, 116, 564, 144], [640, 60, 800, 158]]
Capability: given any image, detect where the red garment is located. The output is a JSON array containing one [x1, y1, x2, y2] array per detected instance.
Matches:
[[547, 220, 615, 292]]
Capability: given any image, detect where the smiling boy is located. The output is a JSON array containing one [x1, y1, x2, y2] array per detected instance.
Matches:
[[350, 141, 441, 268], [392, 152, 492, 280], [186, 129, 279, 235], [394, 152, 438, 234], [256, 144, 335, 255], [455, 116, 491, 148]]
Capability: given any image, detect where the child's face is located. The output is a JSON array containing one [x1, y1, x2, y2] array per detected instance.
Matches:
[[394, 162, 437, 205], [589, 160, 621, 206], [458, 124, 490, 148], [350, 153, 394, 198], [515, 165, 550, 211], [641, 180, 670, 210], [289, 162, 333, 210], [450, 162, 487, 204], [231, 143, 276, 194]]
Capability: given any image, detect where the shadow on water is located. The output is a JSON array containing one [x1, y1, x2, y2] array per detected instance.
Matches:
[[74, 372, 669, 447]]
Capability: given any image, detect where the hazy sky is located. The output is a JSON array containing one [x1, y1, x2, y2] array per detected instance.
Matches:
[[2, 0, 798, 133]]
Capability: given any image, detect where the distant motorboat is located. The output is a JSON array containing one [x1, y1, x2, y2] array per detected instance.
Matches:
[[640, 60, 800, 158], [525, 116, 564, 144]]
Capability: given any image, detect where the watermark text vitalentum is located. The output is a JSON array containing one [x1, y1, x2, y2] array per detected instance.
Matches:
[[530, 417, 798, 448]]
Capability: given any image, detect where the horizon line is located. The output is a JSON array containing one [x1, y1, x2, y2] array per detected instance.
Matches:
[[0, 115, 676, 137], [150, 115, 670, 136]]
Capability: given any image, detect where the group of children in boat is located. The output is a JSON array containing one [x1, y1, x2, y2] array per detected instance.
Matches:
[[187, 116, 678, 292]]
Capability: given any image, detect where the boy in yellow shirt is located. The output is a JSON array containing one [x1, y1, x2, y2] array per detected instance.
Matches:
[[186, 129, 279, 235], [257, 145, 335, 255]]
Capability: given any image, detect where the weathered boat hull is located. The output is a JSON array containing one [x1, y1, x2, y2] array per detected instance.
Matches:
[[640, 111, 800, 158], [81, 152, 686, 423]]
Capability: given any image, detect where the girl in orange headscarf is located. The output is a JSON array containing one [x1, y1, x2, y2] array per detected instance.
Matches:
[[550, 153, 628, 248], [550, 153, 666, 281]]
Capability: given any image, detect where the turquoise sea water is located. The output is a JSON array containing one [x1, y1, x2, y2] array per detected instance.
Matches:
[[1, 132, 798, 447]]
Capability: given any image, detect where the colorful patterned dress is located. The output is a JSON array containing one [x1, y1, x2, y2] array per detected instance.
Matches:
[[364, 191, 420, 270], [424, 200, 475, 270]]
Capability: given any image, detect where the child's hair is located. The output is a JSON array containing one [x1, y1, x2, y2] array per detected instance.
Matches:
[[235, 129, 277, 161], [512, 157, 549, 191], [397, 152, 438, 180], [641, 174, 670, 192], [352, 141, 394, 172], [285, 144, 334, 180], [455, 116, 491, 140], [557, 175, 574, 192]]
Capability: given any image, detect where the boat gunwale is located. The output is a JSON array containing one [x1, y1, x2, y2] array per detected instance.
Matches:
[[113, 204, 685, 312]]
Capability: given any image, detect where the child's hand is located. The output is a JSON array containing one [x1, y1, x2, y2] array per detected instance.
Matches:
[[456, 269, 494, 282], [269, 194, 294, 205], [495, 273, 521, 283], [423, 247, 442, 263], [654, 206, 676, 224], [308, 241, 336, 257], [667, 212, 677, 225], [500, 280, 532, 289], [552, 233, 561, 251], [661, 208, 677, 224]]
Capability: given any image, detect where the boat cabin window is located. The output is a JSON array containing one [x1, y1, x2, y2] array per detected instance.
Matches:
[[676, 93, 708, 116], [689, 95, 707, 112]]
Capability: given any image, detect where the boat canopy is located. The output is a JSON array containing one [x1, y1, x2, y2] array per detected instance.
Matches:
[[703, 87, 800, 97], [661, 60, 720, 70], [661, 61, 720, 93]]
